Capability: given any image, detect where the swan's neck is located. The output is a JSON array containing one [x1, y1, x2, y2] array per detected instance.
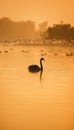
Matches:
[[40, 59, 43, 70]]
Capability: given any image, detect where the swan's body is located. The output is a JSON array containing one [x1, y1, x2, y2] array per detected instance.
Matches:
[[28, 58, 45, 72]]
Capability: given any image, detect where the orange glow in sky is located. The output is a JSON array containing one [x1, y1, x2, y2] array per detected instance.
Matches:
[[0, 0, 74, 26]]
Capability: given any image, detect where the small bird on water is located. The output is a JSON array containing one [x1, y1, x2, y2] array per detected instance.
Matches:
[[28, 58, 45, 72]]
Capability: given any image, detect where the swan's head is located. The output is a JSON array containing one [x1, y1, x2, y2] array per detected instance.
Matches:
[[40, 58, 45, 61]]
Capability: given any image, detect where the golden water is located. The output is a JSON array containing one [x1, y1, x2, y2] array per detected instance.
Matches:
[[0, 44, 74, 130]]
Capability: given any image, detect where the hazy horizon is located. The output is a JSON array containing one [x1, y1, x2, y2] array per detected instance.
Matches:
[[0, 0, 74, 26], [0, 17, 74, 30]]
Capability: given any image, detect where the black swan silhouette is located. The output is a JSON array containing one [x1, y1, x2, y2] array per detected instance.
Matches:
[[28, 58, 45, 72]]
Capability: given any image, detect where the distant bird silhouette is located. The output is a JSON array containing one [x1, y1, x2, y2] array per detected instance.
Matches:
[[28, 58, 45, 72], [66, 52, 73, 56], [10, 48, 13, 50], [54, 53, 58, 56], [4, 50, 8, 53], [21, 50, 25, 53], [41, 52, 47, 56]]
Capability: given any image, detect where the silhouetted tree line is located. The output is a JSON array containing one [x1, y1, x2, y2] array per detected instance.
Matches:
[[0, 17, 36, 40], [0, 17, 48, 41], [0, 17, 74, 43], [47, 24, 74, 41]]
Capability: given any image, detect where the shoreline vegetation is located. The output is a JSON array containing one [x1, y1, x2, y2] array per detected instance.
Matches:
[[0, 17, 74, 46]]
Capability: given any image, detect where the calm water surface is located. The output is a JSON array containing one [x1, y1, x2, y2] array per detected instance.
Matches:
[[0, 44, 74, 130]]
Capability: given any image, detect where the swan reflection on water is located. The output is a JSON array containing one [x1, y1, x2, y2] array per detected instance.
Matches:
[[40, 70, 43, 80], [28, 58, 45, 79]]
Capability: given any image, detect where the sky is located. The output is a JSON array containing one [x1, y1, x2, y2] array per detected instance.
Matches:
[[0, 0, 74, 26]]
